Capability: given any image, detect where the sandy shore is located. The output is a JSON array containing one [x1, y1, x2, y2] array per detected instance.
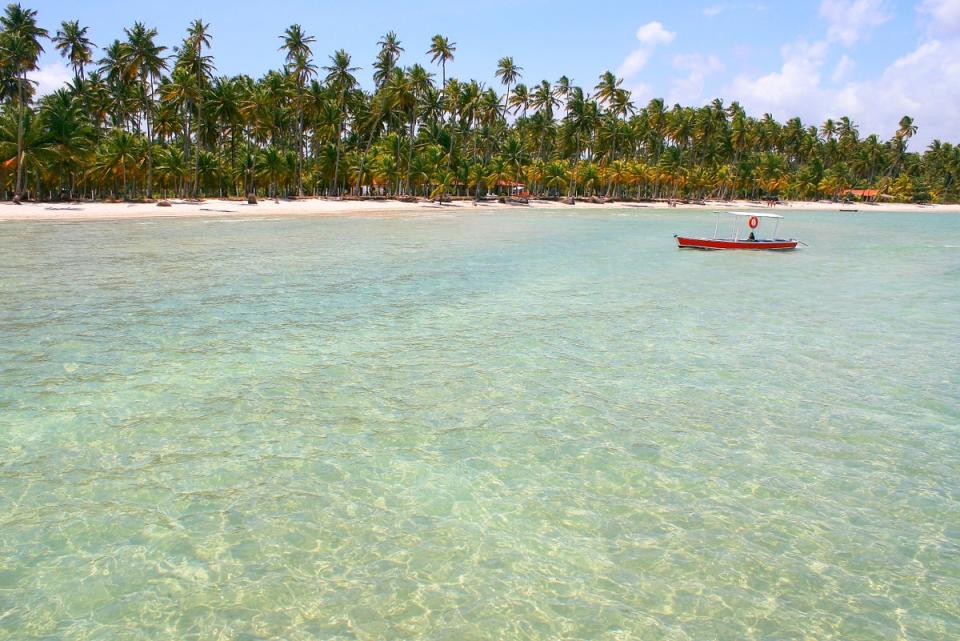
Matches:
[[1, 197, 957, 221]]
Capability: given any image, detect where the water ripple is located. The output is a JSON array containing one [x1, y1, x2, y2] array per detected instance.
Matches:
[[1, 210, 958, 640]]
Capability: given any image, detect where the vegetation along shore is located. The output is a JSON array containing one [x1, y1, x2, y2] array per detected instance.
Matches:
[[1, 3, 958, 205]]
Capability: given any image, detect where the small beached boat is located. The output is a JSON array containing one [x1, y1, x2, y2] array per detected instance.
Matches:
[[675, 211, 802, 250]]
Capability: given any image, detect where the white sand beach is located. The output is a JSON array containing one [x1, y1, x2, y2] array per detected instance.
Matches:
[[1, 197, 958, 222]]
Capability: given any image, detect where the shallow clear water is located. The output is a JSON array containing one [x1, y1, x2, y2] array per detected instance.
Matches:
[[1, 209, 958, 640]]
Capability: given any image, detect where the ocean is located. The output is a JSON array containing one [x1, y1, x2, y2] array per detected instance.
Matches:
[[1, 209, 958, 640]]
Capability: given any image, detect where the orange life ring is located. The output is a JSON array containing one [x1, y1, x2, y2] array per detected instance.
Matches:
[[748, 216, 759, 229]]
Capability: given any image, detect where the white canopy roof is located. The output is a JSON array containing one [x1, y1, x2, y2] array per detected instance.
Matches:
[[714, 211, 784, 219]]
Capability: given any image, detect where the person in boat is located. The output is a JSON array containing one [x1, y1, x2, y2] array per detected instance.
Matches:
[[747, 231, 756, 241]]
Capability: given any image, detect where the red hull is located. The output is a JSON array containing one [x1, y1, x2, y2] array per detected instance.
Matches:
[[676, 236, 798, 251]]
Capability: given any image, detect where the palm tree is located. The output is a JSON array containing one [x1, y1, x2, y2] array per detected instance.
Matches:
[[40, 88, 92, 197], [594, 71, 621, 107], [555, 75, 571, 118], [530, 80, 558, 119], [121, 22, 167, 198], [837, 116, 858, 144], [427, 35, 455, 120], [495, 56, 521, 124], [96, 128, 139, 197], [896, 115, 917, 143], [820, 118, 836, 142], [1, 3, 48, 200], [279, 24, 315, 195], [508, 83, 530, 118], [182, 19, 213, 196], [0, 105, 56, 196], [53, 20, 93, 81], [206, 76, 243, 193], [324, 49, 359, 195], [386, 64, 431, 195], [0, 11, 957, 204], [373, 31, 403, 88], [279, 24, 315, 63]]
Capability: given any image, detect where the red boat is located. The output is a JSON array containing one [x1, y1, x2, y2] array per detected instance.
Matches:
[[676, 212, 802, 251]]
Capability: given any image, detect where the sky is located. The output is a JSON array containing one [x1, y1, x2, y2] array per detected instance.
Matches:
[[24, 0, 960, 148]]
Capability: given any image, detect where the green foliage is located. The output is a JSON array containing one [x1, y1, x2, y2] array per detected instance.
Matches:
[[0, 8, 957, 203]]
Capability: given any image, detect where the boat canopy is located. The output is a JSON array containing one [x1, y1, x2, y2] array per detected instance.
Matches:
[[714, 211, 784, 219]]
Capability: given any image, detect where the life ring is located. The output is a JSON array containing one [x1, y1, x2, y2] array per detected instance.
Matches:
[[748, 216, 759, 229]]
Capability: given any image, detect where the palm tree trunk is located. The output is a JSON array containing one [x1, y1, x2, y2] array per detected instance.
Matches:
[[333, 121, 343, 196], [15, 75, 26, 199], [183, 101, 192, 197], [332, 91, 345, 196], [405, 115, 415, 195], [193, 95, 203, 198], [503, 82, 511, 126], [145, 74, 156, 199], [357, 120, 381, 197], [297, 98, 305, 196], [606, 127, 618, 196]]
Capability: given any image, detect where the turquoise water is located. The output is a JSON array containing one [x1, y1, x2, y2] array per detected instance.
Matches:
[[1, 209, 958, 640]]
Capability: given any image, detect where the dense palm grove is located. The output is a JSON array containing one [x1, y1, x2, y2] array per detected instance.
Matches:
[[0, 4, 958, 203]]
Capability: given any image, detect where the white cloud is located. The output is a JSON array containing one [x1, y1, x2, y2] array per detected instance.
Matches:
[[618, 49, 652, 78], [726, 34, 960, 148], [820, 0, 891, 45], [919, 0, 960, 36], [854, 38, 960, 144], [27, 62, 71, 97], [674, 53, 724, 72], [617, 21, 676, 78], [669, 53, 724, 104], [728, 39, 829, 118], [831, 54, 855, 82], [635, 21, 676, 46], [703, 2, 767, 17]]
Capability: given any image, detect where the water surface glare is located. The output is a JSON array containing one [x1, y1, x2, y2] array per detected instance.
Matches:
[[1, 209, 958, 640]]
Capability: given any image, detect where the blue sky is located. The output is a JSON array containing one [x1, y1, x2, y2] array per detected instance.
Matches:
[[25, 0, 960, 147]]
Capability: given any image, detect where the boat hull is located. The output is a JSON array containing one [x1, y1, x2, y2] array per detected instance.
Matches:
[[676, 236, 799, 251]]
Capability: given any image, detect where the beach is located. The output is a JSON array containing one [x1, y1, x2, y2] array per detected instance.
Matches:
[[2, 197, 959, 222]]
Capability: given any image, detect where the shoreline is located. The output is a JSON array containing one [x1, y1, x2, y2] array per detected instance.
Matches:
[[1, 197, 958, 222]]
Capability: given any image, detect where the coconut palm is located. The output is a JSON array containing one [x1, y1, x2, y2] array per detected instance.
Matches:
[[594, 71, 621, 107], [530, 80, 558, 119], [427, 34, 455, 118], [181, 19, 213, 195], [95, 128, 139, 197], [39, 88, 92, 196], [53, 19, 92, 81], [508, 83, 530, 118], [121, 22, 167, 198], [0, 8, 955, 204], [384, 68, 416, 194], [279, 24, 315, 195], [373, 31, 403, 88], [896, 115, 917, 142], [495, 56, 521, 123], [324, 49, 359, 195], [279, 24, 314, 63], [1, 3, 48, 199], [0, 103, 55, 197]]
